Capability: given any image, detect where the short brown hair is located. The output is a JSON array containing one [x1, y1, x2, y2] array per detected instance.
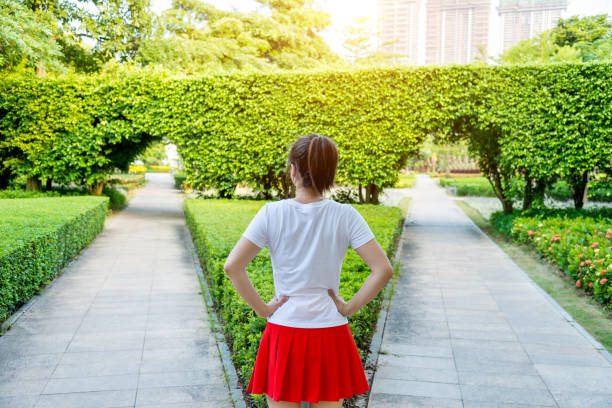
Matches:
[[287, 134, 338, 195]]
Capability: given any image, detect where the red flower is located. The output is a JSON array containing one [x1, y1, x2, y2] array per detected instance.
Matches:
[[580, 262, 585, 267], [576, 280, 582, 288], [528, 230, 535, 236], [579, 254, 584, 258], [591, 242, 599, 248], [585, 260, 592, 265], [589, 282, 593, 289], [600, 279, 608, 285]]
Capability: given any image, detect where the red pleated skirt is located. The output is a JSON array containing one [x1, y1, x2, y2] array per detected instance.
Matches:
[[246, 321, 370, 404]]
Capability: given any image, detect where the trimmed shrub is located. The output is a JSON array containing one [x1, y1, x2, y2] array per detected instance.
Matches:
[[439, 177, 496, 197], [0, 196, 109, 323], [547, 180, 572, 201], [0, 186, 126, 212], [589, 178, 612, 202], [184, 199, 403, 407], [173, 172, 187, 190]]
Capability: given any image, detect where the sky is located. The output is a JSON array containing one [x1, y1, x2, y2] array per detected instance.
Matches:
[[148, 0, 612, 56]]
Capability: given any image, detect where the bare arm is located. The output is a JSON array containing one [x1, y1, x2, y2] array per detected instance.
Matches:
[[223, 237, 288, 318], [328, 238, 394, 317]]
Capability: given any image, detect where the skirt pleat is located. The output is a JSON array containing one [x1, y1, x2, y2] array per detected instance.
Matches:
[[246, 322, 369, 404]]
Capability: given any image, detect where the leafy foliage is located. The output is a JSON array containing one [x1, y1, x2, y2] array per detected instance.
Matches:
[[0, 64, 610, 207], [499, 14, 612, 64]]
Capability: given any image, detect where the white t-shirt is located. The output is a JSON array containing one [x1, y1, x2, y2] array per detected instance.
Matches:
[[241, 198, 376, 328]]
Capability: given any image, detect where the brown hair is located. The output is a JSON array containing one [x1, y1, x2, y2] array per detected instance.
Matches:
[[287, 134, 338, 195]]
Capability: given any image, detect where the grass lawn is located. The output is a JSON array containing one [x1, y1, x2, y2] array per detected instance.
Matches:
[[455, 199, 612, 353], [439, 176, 496, 197], [395, 173, 416, 188]]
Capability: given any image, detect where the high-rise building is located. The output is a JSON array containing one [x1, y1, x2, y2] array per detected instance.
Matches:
[[498, 0, 568, 52], [376, 0, 568, 65], [378, 0, 422, 64], [425, 0, 491, 65]]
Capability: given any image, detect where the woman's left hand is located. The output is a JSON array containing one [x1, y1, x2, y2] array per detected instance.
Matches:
[[328, 289, 353, 317]]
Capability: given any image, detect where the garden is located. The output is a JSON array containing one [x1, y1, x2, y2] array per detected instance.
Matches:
[[0, 63, 611, 406]]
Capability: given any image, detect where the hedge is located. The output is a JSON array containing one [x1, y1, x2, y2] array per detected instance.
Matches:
[[1, 64, 610, 206], [184, 199, 403, 407], [0, 196, 109, 323], [439, 176, 496, 197]]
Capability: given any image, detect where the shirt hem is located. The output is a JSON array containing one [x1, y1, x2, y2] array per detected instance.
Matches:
[[266, 318, 349, 328]]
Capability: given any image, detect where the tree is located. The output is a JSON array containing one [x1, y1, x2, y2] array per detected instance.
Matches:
[[342, 16, 404, 66], [499, 14, 612, 64], [80, 0, 154, 64], [0, 0, 64, 74], [136, 0, 339, 73]]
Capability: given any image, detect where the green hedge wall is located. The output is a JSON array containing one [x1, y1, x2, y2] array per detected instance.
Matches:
[[1, 64, 610, 205], [184, 199, 403, 407], [0, 196, 109, 323]]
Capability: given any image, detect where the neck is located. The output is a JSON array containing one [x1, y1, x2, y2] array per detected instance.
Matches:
[[294, 187, 324, 203]]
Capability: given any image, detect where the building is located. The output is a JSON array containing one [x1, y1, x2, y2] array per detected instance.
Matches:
[[498, 0, 568, 52], [425, 0, 491, 64], [376, 0, 568, 65], [377, 0, 422, 64]]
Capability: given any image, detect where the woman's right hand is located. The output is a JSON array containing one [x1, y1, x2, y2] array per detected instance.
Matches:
[[258, 295, 289, 318]]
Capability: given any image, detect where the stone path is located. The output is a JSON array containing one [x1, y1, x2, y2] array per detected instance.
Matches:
[[0, 173, 231, 408], [369, 174, 612, 408]]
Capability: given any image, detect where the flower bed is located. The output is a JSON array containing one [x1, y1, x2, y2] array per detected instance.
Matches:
[[492, 208, 612, 305], [0, 196, 109, 323], [184, 199, 403, 407]]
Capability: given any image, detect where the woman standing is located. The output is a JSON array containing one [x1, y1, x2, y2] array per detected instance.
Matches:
[[223, 134, 394, 407]]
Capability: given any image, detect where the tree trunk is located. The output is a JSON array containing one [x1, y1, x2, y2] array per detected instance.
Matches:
[[522, 174, 534, 211], [365, 184, 371, 203], [26, 176, 42, 191], [358, 185, 364, 204], [368, 183, 380, 204], [45, 178, 53, 190], [88, 180, 105, 196], [570, 171, 589, 209], [487, 169, 513, 214]]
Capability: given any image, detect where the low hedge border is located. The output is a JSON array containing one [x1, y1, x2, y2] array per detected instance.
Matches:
[[491, 208, 612, 307], [184, 199, 404, 408], [0, 196, 109, 325]]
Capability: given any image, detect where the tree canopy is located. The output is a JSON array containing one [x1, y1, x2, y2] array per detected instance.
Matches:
[[499, 14, 612, 64]]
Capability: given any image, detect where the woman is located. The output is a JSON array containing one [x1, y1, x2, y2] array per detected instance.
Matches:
[[223, 134, 394, 408]]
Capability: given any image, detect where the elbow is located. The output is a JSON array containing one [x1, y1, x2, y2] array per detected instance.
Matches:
[[382, 264, 394, 282], [223, 260, 235, 278]]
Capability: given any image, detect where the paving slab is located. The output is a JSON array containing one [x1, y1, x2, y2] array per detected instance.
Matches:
[[369, 175, 612, 408], [0, 173, 231, 408]]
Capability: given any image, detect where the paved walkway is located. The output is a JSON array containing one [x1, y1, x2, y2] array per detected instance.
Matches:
[[369, 175, 612, 408], [0, 173, 231, 408]]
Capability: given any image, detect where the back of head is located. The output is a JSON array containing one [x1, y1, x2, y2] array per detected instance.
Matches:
[[287, 134, 338, 195]]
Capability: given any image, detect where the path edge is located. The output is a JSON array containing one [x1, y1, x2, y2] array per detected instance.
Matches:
[[357, 202, 412, 408], [452, 194, 612, 365], [181, 219, 247, 408]]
